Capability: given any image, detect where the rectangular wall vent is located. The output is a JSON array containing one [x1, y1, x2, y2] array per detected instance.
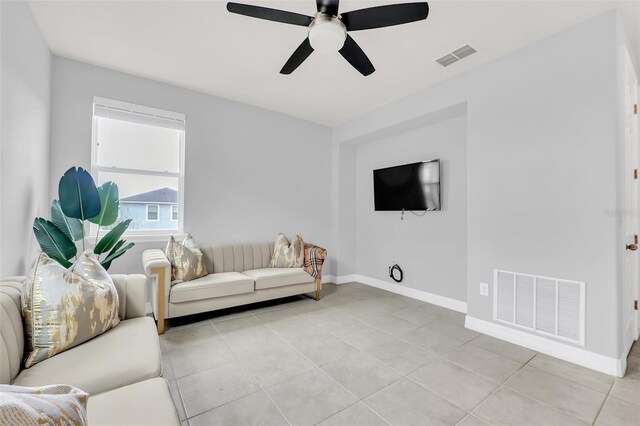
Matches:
[[436, 44, 477, 67], [493, 270, 585, 346]]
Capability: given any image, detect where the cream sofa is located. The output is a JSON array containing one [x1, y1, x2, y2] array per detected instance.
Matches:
[[143, 242, 322, 334], [0, 275, 180, 425]]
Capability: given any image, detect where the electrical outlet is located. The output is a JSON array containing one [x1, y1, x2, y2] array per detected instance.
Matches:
[[480, 282, 489, 296]]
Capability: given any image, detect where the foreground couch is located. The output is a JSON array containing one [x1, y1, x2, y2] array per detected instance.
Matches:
[[143, 242, 322, 334], [0, 275, 180, 425]]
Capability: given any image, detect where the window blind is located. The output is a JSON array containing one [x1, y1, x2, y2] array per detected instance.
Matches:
[[93, 97, 185, 131]]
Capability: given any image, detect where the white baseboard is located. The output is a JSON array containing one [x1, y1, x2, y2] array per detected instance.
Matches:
[[465, 316, 625, 377], [334, 274, 467, 313]]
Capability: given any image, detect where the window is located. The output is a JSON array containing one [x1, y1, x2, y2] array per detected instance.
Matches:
[[91, 97, 185, 236], [147, 205, 159, 221]]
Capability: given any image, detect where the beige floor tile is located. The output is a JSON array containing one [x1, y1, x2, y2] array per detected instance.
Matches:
[[469, 335, 536, 363], [188, 391, 288, 426], [333, 322, 397, 350], [265, 369, 358, 426], [528, 353, 614, 393], [208, 309, 251, 324], [400, 325, 468, 354], [306, 309, 360, 331], [318, 403, 388, 426], [166, 336, 236, 379], [162, 322, 218, 352], [323, 352, 402, 399], [443, 343, 523, 383], [168, 379, 187, 421], [254, 307, 301, 323], [177, 362, 260, 418], [410, 360, 499, 411], [212, 315, 262, 334], [456, 414, 489, 426], [610, 375, 640, 407], [238, 343, 316, 388], [422, 316, 480, 343], [391, 304, 454, 326], [364, 379, 467, 425], [473, 388, 586, 426], [505, 366, 607, 423], [267, 317, 326, 341], [365, 340, 438, 375], [287, 332, 359, 366], [595, 396, 640, 425], [359, 312, 420, 335]]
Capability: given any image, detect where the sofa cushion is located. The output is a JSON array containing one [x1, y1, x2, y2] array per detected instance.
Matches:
[[13, 317, 161, 395], [87, 378, 180, 426], [170, 272, 254, 303], [242, 268, 314, 290]]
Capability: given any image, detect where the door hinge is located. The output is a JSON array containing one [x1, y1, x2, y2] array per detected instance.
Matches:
[[635, 104, 638, 114], [634, 169, 638, 179], [635, 300, 638, 310]]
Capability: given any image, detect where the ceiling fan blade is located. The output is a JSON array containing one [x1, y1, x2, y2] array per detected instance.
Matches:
[[280, 38, 314, 74], [339, 35, 375, 76], [341, 2, 429, 31], [227, 2, 313, 26], [316, 0, 339, 16]]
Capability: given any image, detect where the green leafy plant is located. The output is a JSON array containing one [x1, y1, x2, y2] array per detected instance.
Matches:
[[33, 167, 134, 270]]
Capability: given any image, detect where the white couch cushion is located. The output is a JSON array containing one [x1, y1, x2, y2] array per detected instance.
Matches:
[[242, 268, 314, 290], [12, 317, 161, 395], [170, 272, 254, 303], [87, 378, 180, 425]]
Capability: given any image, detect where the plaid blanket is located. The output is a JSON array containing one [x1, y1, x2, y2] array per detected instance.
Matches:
[[303, 244, 326, 278]]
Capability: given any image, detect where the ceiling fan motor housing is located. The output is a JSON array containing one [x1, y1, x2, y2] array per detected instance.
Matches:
[[308, 14, 347, 53]]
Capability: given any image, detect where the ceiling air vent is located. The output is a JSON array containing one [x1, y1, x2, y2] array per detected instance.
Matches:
[[436, 54, 459, 67], [436, 44, 477, 67]]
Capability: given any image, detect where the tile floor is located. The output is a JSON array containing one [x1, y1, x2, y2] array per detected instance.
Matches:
[[161, 283, 640, 426]]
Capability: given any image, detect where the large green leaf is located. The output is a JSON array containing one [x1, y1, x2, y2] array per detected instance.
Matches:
[[100, 240, 134, 270], [51, 200, 84, 241], [89, 181, 119, 227], [33, 218, 76, 268], [94, 219, 132, 255], [58, 167, 101, 220]]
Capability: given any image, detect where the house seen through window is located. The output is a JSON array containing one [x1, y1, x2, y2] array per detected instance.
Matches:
[[91, 97, 185, 234]]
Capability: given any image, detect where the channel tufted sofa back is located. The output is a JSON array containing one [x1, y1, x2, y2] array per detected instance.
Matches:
[[199, 242, 275, 274]]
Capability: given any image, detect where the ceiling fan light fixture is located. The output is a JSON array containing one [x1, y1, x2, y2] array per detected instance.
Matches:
[[308, 14, 346, 53]]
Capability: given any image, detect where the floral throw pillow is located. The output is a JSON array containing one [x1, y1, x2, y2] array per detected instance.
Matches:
[[268, 233, 305, 268], [0, 384, 89, 426], [165, 234, 208, 283], [21, 252, 120, 368]]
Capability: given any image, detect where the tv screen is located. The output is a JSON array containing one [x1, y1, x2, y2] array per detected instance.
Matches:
[[373, 160, 440, 211]]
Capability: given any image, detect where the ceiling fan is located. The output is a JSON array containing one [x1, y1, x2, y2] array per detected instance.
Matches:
[[226, 0, 429, 76]]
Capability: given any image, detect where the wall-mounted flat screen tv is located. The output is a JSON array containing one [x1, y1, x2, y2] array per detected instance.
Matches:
[[373, 160, 440, 211]]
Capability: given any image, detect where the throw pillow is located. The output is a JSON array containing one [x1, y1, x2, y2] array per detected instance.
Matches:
[[303, 243, 327, 278], [21, 251, 120, 368], [0, 384, 88, 426], [268, 233, 305, 268], [165, 234, 208, 282]]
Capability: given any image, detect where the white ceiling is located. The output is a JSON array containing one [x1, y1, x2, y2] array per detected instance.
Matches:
[[28, 0, 640, 126]]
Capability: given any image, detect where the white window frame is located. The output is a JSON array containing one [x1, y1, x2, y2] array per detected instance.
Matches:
[[171, 205, 178, 222], [90, 97, 185, 240], [146, 204, 160, 222]]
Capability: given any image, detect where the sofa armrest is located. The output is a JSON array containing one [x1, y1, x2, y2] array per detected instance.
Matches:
[[111, 274, 147, 320], [142, 249, 171, 334]]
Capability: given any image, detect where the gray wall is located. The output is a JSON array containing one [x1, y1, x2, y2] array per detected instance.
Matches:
[[50, 57, 332, 275], [355, 116, 468, 301], [334, 11, 621, 358], [0, 1, 51, 277]]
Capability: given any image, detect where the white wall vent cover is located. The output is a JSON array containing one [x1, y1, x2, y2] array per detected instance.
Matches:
[[436, 44, 477, 67], [493, 270, 585, 346]]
